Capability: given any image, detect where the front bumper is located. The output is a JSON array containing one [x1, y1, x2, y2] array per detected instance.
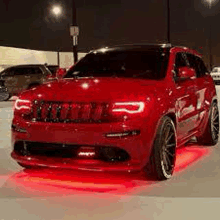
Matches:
[[11, 118, 156, 172], [11, 151, 143, 172]]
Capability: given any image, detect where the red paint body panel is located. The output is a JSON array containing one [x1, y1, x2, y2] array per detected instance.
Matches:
[[11, 45, 217, 172]]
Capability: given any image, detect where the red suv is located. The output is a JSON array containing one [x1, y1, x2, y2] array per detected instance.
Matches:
[[11, 44, 219, 180]]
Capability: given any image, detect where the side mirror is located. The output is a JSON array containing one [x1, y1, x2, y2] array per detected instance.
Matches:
[[178, 67, 196, 80], [56, 68, 66, 79]]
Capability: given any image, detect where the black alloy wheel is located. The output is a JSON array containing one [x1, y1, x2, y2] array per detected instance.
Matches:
[[210, 103, 219, 143], [197, 102, 219, 146], [160, 120, 176, 178], [145, 116, 177, 180]]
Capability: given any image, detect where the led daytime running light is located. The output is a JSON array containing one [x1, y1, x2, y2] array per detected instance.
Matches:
[[15, 99, 31, 110], [112, 102, 145, 114]]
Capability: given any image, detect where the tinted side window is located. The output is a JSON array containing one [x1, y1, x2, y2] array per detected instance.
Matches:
[[2, 68, 15, 76], [186, 53, 208, 78], [28, 67, 43, 74], [196, 57, 209, 76], [14, 68, 28, 75], [185, 53, 199, 76], [174, 53, 188, 78]]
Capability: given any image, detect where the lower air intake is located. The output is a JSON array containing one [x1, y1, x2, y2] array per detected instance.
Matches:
[[14, 141, 131, 162]]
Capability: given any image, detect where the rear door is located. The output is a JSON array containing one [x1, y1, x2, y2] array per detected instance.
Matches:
[[174, 52, 198, 141], [186, 53, 214, 128]]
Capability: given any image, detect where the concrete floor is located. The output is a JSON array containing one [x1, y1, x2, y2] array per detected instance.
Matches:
[[1, 91, 220, 220]]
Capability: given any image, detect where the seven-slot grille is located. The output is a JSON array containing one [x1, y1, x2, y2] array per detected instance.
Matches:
[[31, 100, 111, 123]]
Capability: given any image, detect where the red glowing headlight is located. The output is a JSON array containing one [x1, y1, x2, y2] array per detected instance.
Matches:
[[14, 99, 32, 114], [112, 102, 145, 114]]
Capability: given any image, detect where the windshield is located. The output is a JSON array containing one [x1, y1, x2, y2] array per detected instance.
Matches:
[[64, 50, 169, 80]]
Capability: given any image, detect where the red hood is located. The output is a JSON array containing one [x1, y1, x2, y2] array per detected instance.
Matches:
[[20, 77, 163, 102]]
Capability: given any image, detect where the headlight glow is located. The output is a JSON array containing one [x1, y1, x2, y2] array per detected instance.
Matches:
[[14, 99, 32, 110], [112, 102, 145, 114]]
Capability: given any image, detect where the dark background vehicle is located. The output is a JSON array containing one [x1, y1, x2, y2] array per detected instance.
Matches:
[[45, 65, 59, 77], [210, 67, 220, 84], [0, 79, 10, 101], [0, 64, 53, 100]]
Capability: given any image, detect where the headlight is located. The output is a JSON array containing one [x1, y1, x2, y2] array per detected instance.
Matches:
[[14, 99, 32, 115], [112, 102, 145, 114]]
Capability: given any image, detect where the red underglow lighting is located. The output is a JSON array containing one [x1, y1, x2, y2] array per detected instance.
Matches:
[[7, 169, 138, 197], [6, 145, 211, 197], [174, 145, 211, 173]]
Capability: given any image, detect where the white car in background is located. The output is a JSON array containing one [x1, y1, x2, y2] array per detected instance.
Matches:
[[211, 67, 220, 84]]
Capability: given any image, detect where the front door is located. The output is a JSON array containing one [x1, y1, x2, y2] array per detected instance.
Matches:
[[186, 53, 214, 129], [173, 52, 198, 141]]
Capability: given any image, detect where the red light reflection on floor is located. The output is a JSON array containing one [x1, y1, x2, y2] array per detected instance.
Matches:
[[7, 169, 139, 197], [7, 145, 211, 197], [174, 145, 211, 173]]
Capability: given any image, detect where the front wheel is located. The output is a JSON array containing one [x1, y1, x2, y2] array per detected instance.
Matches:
[[197, 102, 219, 145], [145, 116, 177, 180]]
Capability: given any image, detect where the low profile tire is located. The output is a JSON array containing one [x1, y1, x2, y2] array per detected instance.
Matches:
[[145, 116, 177, 180], [197, 102, 219, 146]]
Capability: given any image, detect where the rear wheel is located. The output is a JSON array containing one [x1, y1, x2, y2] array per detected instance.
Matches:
[[197, 102, 219, 145], [145, 116, 177, 180]]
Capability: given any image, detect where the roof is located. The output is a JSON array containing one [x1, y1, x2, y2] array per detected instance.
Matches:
[[0, 64, 47, 74], [90, 43, 172, 54]]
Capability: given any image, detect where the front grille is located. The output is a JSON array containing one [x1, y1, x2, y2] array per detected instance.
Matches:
[[31, 100, 111, 123]]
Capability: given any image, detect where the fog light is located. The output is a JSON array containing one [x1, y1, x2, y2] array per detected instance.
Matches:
[[77, 146, 96, 158]]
